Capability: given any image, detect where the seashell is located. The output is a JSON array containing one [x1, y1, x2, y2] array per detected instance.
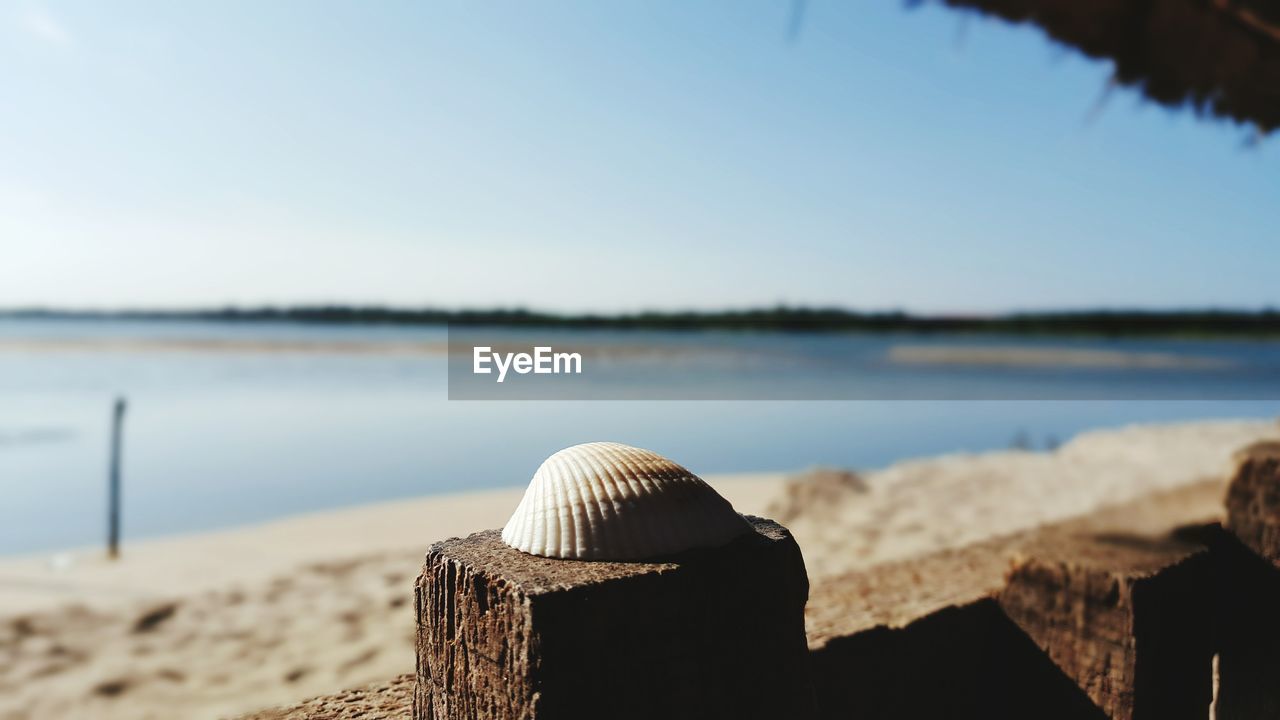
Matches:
[[501, 442, 751, 560]]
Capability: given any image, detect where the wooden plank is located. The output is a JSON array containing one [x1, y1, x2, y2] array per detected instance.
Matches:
[[808, 534, 1108, 719], [998, 529, 1213, 720], [807, 481, 1222, 719]]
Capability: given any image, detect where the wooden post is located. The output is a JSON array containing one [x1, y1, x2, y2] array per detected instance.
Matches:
[[998, 533, 1213, 720], [414, 516, 814, 720], [108, 396, 126, 560], [1223, 441, 1280, 565], [1217, 441, 1280, 718]]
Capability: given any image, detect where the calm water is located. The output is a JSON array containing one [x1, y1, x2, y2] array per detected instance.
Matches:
[[1, 318, 1277, 555]]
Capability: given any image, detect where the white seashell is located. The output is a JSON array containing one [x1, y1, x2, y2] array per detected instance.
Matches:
[[501, 442, 751, 560]]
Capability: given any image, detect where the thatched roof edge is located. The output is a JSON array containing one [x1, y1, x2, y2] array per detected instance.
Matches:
[[936, 0, 1280, 133]]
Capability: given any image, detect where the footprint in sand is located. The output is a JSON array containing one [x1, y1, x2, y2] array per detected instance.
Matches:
[[92, 678, 130, 698], [132, 602, 180, 634]]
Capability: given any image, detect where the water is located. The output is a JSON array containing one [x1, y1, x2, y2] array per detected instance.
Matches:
[[1, 318, 1277, 555]]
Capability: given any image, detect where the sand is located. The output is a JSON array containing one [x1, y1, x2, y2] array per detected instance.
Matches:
[[0, 419, 1275, 719], [0, 476, 782, 720], [770, 418, 1279, 580], [886, 344, 1233, 369]]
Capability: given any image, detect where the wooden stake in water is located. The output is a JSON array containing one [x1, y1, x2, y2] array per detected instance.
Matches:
[[108, 397, 126, 560]]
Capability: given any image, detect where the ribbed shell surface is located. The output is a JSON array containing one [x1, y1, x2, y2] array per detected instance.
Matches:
[[500, 442, 751, 560]]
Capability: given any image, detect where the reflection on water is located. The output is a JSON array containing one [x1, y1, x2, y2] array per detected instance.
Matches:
[[0, 319, 1277, 554]]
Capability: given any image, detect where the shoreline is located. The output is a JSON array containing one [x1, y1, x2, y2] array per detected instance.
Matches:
[[4, 418, 1276, 616], [0, 473, 786, 616]]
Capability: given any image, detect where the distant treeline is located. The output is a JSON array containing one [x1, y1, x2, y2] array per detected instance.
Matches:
[[4, 306, 1280, 338]]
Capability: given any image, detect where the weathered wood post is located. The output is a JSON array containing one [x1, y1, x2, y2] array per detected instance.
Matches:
[[1217, 441, 1280, 719], [415, 517, 812, 720], [413, 443, 815, 720], [997, 529, 1213, 720], [107, 396, 126, 559]]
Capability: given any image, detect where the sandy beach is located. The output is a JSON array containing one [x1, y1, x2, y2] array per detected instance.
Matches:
[[1, 418, 1275, 719], [886, 344, 1233, 369], [0, 475, 783, 720], [770, 418, 1279, 579]]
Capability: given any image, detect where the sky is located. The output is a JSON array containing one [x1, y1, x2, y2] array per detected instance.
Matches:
[[1, 1, 1276, 314]]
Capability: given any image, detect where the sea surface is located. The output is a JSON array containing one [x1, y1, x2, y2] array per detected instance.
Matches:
[[1, 318, 1277, 555]]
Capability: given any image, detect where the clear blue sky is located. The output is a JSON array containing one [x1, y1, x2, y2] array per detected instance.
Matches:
[[2, 1, 1275, 313]]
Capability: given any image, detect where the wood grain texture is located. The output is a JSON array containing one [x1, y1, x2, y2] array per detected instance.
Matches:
[[414, 516, 814, 720], [998, 530, 1213, 720], [1225, 441, 1280, 567], [807, 481, 1222, 720], [237, 674, 414, 720]]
